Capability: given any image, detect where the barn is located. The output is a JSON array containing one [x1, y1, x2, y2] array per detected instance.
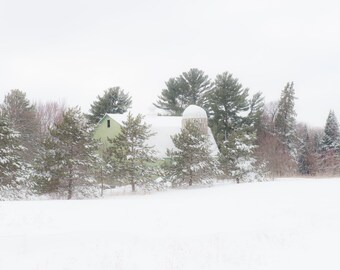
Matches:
[[94, 105, 219, 158]]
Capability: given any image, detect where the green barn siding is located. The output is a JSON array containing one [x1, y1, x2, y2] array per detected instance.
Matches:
[[94, 115, 166, 167], [94, 115, 122, 148]]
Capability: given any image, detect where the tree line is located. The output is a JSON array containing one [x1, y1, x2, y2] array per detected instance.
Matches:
[[155, 69, 340, 178], [1, 69, 339, 200]]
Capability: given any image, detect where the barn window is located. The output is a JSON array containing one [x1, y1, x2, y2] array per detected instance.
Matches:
[[107, 119, 110, 128]]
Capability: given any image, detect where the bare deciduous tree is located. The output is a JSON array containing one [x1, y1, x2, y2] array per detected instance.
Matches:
[[35, 100, 66, 136]]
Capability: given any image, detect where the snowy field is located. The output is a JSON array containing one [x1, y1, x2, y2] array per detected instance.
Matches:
[[1, 178, 340, 270]]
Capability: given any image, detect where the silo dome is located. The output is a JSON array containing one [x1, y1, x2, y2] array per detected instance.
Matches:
[[182, 105, 208, 120], [182, 105, 208, 134]]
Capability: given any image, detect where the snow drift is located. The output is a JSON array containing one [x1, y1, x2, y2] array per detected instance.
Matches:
[[1, 178, 340, 270]]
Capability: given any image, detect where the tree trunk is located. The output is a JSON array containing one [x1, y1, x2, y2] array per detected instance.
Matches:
[[67, 179, 73, 199], [100, 166, 104, 197], [131, 182, 136, 192], [68, 147, 74, 200]]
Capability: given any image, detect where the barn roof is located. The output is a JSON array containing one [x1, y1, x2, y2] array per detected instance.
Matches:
[[103, 113, 219, 158]]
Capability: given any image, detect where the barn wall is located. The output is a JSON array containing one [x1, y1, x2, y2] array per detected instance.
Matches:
[[94, 115, 122, 149]]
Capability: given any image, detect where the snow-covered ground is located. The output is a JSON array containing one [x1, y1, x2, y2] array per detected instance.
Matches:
[[1, 178, 340, 270]]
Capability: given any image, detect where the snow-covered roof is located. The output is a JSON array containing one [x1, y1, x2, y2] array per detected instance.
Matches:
[[182, 105, 208, 119], [106, 113, 181, 158], [104, 113, 219, 158]]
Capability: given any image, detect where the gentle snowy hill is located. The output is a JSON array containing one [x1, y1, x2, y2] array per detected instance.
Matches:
[[1, 178, 340, 270]]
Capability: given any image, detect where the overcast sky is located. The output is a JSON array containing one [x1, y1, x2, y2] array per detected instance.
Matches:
[[1, 0, 340, 127]]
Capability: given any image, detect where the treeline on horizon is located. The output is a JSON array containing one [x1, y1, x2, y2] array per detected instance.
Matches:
[[0, 68, 339, 200]]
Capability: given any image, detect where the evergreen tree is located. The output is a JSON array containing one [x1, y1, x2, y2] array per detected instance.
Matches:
[[87, 87, 132, 124], [321, 110, 340, 150], [204, 72, 266, 180], [246, 92, 265, 133], [1, 89, 40, 159], [298, 127, 315, 175], [220, 129, 265, 183], [108, 113, 157, 192], [312, 131, 323, 154], [0, 116, 31, 200], [154, 68, 212, 115], [154, 78, 183, 116], [257, 103, 302, 177], [33, 137, 63, 195], [307, 129, 321, 175], [35, 107, 101, 199], [206, 72, 250, 147], [163, 120, 221, 187], [318, 111, 340, 175], [274, 82, 297, 152]]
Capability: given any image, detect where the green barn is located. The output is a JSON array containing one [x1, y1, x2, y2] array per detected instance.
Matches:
[[94, 105, 219, 159]]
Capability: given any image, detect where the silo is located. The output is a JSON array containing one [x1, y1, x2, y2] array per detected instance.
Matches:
[[182, 105, 208, 135]]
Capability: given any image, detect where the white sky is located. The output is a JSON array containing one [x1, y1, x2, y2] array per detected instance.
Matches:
[[1, 0, 340, 128]]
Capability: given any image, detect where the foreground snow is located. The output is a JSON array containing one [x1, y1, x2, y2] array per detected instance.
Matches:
[[1, 178, 340, 270]]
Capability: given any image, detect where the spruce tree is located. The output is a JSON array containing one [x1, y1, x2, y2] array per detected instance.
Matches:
[[163, 120, 221, 187], [298, 127, 315, 175], [108, 113, 157, 192], [257, 96, 301, 177], [35, 107, 101, 199], [319, 110, 340, 175], [246, 92, 265, 133], [312, 131, 323, 154], [154, 68, 212, 115], [87, 87, 132, 124], [321, 110, 340, 150], [274, 82, 297, 152], [309, 130, 323, 175]]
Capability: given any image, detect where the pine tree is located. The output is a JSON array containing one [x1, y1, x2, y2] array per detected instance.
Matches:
[[154, 68, 212, 115], [154, 78, 183, 116], [33, 137, 63, 195], [204, 72, 266, 181], [206, 72, 250, 147], [1, 89, 40, 160], [0, 116, 31, 200], [220, 129, 265, 183], [87, 87, 132, 124], [163, 120, 221, 187], [35, 107, 101, 199], [274, 82, 297, 152], [107, 113, 157, 192]]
